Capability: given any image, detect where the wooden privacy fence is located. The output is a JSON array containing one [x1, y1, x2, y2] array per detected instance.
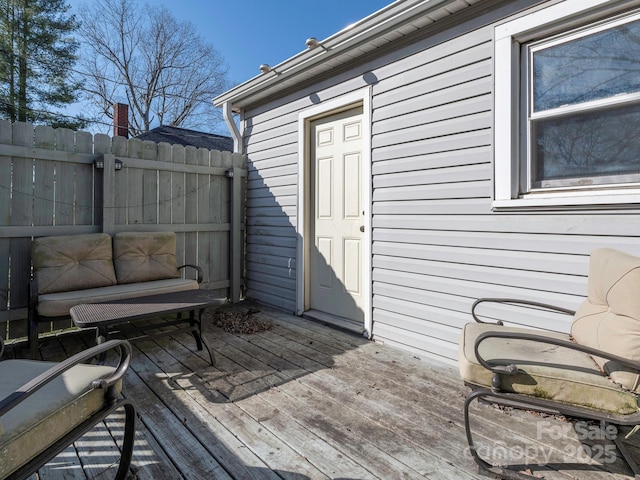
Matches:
[[0, 120, 246, 340]]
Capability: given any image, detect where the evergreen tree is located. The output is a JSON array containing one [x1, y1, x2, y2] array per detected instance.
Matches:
[[0, 0, 86, 128]]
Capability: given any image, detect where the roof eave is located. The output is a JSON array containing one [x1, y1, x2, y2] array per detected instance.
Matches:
[[213, 0, 473, 111]]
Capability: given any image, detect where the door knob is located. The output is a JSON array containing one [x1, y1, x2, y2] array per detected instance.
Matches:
[[360, 225, 365, 233]]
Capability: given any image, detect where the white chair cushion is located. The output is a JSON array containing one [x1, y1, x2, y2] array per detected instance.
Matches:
[[459, 322, 639, 415], [37, 278, 199, 317], [113, 232, 180, 284], [571, 248, 640, 392], [0, 360, 119, 478], [32, 233, 117, 294]]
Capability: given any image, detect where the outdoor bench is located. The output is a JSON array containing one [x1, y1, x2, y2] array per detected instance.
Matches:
[[28, 231, 203, 359]]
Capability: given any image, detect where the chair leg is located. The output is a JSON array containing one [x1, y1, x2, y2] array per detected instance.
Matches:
[[465, 389, 640, 480], [464, 389, 540, 480], [613, 431, 640, 480], [190, 308, 215, 366], [7, 398, 136, 480], [114, 400, 137, 480], [189, 309, 204, 350]]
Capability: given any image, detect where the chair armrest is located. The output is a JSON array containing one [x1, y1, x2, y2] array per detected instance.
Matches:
[[474, 329, 640, 377], [179, 264, 203, 283], [0, 339, 132, 417], [472, 298, 576, 325]]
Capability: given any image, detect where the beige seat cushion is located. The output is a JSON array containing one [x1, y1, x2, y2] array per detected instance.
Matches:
[[32, 233, 117, 294], [113, 232, 180, 284], [571, 248, 640, 392], [0, 360, 119, 479], [37, 278, 199, 317], [459, 322, 639, 415]]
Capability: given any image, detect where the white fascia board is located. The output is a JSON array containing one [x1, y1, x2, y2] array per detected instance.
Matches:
[[213, 0, 466, 110]]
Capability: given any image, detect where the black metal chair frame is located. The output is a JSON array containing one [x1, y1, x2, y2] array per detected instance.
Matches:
[[464, 298, 640, 480], [0, 338, 136, 480]]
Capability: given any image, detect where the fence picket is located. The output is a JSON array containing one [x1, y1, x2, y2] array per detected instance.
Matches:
[[33, 126, 55, 228], [143, 140, 159, 225], [125, 138, 144, 225], [184, 146, 199, 275], [54, 129, 76, 226], [0, 121, 11, 334], [9, 123, 34, 337], [75, 131, 95, 225], [158, 142, 172, 224]]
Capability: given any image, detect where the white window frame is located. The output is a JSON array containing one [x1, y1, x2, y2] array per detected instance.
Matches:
[[493, 0, 640, 210]]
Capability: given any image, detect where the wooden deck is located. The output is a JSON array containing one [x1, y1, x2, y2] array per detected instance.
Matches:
[[6, 302, 640, 480]]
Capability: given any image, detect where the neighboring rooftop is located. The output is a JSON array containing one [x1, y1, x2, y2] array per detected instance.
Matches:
[[136, 125, 234, 152]]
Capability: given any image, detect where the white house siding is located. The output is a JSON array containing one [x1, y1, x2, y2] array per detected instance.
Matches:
[[242, 1, 640, 366]]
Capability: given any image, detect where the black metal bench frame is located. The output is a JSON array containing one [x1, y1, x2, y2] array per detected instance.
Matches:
[[28, 263, 203, 359], [70, 289, 226, 366]]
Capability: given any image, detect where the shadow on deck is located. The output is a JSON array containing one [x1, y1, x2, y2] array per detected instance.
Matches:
[[4, 301, 640, 480]]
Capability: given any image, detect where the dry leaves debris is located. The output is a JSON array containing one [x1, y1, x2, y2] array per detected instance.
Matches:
[[206, 307, 273, 334]]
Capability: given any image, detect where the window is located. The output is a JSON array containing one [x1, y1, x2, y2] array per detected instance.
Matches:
[[494, 1, 640, 209]]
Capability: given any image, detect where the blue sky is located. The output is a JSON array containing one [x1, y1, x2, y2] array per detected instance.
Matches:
[[160, 0, 394, 86], [65, 0, 394, 134]]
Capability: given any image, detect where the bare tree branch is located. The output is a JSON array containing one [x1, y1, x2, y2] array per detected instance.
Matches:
[[77, 0, 228, 135]]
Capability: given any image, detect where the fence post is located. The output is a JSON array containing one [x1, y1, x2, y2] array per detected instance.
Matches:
[[102, 154, 117, 235]]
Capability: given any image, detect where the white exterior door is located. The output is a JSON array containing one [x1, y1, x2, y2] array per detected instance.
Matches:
[[308, 107, 364, 323]]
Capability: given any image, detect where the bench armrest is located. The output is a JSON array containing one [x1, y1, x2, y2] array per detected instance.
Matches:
[[472, 298, 575, 325], [474, 329, 640, 378], [179, 264, 203, 283], [0, 339, 132, 417]]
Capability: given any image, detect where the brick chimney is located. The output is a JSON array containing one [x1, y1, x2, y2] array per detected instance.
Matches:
[[113, 103, 129, 138]]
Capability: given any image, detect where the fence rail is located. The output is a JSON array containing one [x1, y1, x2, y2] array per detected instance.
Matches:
[[0, 120, 246, 340]]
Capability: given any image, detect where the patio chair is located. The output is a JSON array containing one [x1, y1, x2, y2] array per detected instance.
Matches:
[[459, 248, 640, 480], [0, 338, 135, 480]]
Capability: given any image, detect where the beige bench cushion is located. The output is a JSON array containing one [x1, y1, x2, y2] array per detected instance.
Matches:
[[459, 322, 639, 415], [0, 360, 119, 479], [37, 278, 199, 317], [32, 233, 117, 294], [113, 232, 180, 284], [572, 248, 640, 392]]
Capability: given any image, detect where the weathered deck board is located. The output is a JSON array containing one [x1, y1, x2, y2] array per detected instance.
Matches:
[[5, 302, 639, 479], [229, 324, 481, 478]]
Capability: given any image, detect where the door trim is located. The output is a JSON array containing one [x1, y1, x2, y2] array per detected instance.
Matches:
[[296, 88, 373, 338]]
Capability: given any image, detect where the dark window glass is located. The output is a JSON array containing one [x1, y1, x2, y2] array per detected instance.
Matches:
[[533, 103, 640, 185], [533, 20, 640, 112]]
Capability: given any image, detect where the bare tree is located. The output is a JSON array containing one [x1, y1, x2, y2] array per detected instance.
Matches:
[[77, 0, 228, 135]]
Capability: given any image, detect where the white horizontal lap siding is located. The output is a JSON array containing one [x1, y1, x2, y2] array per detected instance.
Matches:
[[239, 2, 640, 362], [365, 23, 549, 365], [240, 38, 410, 313], [243, 107, 300, 312], [368, 16, 640, 364]]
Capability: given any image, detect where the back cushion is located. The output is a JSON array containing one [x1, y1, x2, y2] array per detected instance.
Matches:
[[113, 232, 180, 284], [571, 248, 640, 392], [32, 233, 117, 294]]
